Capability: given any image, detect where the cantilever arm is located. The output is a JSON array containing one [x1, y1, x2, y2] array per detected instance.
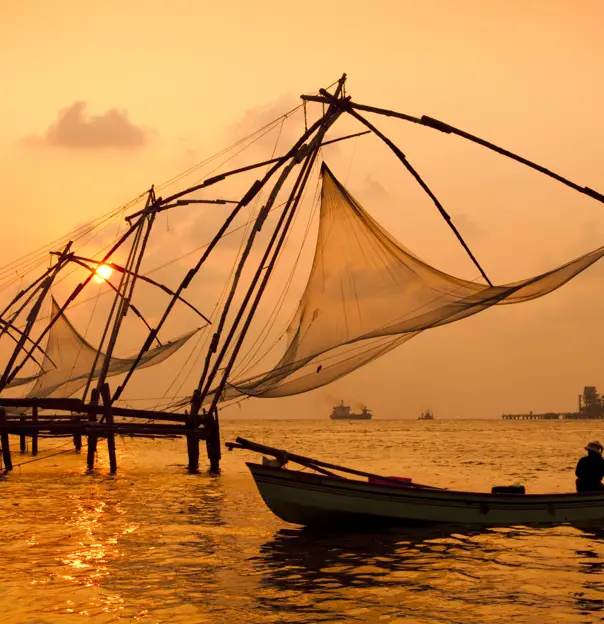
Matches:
[[67, 258, 162, 346], [302, 94, 604, 205], [125, 131, 372, 222], [316, 89, 493, 286], [58, 254, 212, 326], [0, 319, 48, 370]]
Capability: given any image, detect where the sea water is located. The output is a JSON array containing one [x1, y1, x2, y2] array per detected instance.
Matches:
[[1, 418, 604, 623]]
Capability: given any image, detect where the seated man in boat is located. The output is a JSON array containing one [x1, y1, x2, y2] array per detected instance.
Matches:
[[575, 441, 604, 492]]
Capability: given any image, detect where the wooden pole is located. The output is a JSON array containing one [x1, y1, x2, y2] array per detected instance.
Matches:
[[112, 110, 334, 404], [205, 408, 220, 474], [186, 397, 200, 473], [0, 241, 73, 391], [229, 437, 444, 490], [320, 90, 493, 287], [19, 416, 27, 453], [0, 408, 13, 472], [100, 383, 117, 473], [204, 104, 344, 414], [73, 433, 82, 452], [86, 388, 99, 470], [31, 406, 38, 456], [7, 216, 145, 391]]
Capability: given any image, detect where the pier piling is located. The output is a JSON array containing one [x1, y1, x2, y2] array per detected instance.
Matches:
[[86, 388, 99, 470], [73, 434, 82, 452], [100, 384, 117, 474], [186, 412, 200, 473], [19, 416, 27, 453], [0, 408, 13, 471], [31, 406, 38, 456]]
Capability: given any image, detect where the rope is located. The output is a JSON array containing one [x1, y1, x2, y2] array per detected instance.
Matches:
[[8, 438, 82, 469]]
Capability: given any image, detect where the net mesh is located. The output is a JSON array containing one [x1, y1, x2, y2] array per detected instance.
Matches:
[[214, 163, 604, 400], [8, 298, 199, 399]]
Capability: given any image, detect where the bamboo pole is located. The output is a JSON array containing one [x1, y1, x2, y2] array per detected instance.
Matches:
[[205, 92, 346, 414], [112, 109, 335, 404], [5, 215, 145, 390], [0, 241, 73, 391], [229, 437, 444, 490], [124, 131, 370, 222], [319, 89, 493, 286], [302, 93, 604, 205]]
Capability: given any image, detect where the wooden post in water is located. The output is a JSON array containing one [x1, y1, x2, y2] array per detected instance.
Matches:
[[186, 411, 200, 474], [73, 433, 82, 453], [186, 391, 201, 473], [31, 406, 38, 456], [19, 416, 27, 453], [86, 388, 99, 470], [206, 408, 221, 474], [0, 408, 13, 471], [100, 383, 117, 474]]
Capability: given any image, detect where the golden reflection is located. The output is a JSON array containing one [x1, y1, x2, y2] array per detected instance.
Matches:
[[54, 494, 137, 617]]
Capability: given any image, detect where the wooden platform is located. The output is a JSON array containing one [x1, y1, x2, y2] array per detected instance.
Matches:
[[0, 387, 219, 474]]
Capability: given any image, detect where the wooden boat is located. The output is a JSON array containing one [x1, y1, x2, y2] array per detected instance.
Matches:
[[230, 438, 604, 527]]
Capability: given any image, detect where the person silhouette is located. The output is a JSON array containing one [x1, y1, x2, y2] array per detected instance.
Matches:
[[576, 441, 604, 492]]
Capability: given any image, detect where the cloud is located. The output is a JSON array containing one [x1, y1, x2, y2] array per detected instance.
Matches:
[[363, 175, 388, 199], [24, 101, 150, 149], [452, 212, 487, 239]]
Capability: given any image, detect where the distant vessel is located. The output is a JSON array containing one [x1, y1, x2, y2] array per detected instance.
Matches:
[[418, 409, 434, 420], [330, 401, 372, 420]]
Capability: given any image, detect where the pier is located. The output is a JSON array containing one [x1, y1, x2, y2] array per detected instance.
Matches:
[[0, 385, 221, 474], [502, 412, 562, 420], [501, 386, 604, 421]]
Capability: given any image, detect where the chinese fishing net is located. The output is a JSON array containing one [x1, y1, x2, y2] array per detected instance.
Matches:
[[211, 163, 604, 401], [8, 298, 199, 399]]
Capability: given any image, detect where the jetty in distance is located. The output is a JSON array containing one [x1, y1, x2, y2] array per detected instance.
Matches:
[[502, 386, 604, 420]]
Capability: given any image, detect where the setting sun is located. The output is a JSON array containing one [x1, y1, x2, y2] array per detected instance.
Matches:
[[93, 264, 113, 284]]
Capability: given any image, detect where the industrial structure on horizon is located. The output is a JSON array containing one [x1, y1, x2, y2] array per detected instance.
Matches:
[[502, 386, 604, 420]]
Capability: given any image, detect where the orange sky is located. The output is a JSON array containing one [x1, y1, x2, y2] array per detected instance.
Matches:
[[1, 0, 604, 419]]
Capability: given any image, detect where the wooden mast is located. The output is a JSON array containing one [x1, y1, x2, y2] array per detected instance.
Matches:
[[3, 213, 146, 389], [193, 74, 349, 472], [112, 109, 337, 406], [83, 188, 157, 471], [0, 241, 72, 392]]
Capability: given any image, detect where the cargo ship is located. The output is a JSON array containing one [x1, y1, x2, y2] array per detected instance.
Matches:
[[418, 409, 434, 420], [330, 401, 372, 420]]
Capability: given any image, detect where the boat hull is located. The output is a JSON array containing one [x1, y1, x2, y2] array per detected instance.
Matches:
[[329, 415, 372, 420], [247, 462, 604, 527]]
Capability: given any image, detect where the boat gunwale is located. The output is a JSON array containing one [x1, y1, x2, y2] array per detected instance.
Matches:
[[246, 462, 604, 503]]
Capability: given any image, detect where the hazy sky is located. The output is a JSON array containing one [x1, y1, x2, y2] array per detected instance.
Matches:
[[2, 0, 604, 419]]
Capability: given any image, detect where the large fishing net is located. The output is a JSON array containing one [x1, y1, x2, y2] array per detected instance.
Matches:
[[7, 298, 199, 399], [214, 164, 604, 400]]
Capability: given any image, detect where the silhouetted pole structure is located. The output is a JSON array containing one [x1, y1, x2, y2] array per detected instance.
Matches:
[[0, 408, 13, 471], [101, 383, 117, 473], [86, 388, 99, 470], [31, 406, 38, 456]]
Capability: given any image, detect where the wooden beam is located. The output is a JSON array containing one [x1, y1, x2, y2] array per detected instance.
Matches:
[[229, 437, 445, 490]]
